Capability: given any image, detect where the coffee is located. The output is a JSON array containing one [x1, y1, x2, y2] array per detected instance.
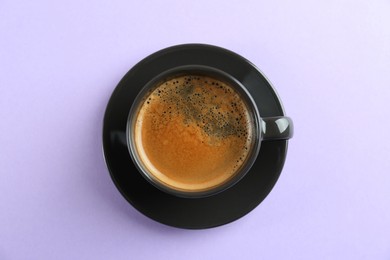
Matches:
[[133, 74, 254, 192]]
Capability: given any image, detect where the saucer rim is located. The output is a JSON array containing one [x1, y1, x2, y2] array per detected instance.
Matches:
[[102, 43, 288, 229]]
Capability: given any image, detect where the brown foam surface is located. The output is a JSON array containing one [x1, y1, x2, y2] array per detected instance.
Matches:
[[134, 75, 253, 191]]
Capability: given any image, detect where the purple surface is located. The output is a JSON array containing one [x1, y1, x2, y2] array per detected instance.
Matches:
[[1, 0, 390, 259]]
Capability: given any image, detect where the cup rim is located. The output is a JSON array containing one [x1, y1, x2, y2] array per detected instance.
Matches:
[[126, 65, 262, 198]]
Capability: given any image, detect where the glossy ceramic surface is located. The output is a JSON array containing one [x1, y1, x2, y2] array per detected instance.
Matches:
[[103, 44, 289, 229]]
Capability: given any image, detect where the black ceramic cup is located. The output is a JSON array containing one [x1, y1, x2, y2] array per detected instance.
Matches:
[[126, 65, 293, 198]]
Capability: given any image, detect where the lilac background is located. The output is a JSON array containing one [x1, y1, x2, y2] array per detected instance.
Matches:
[[1, 0, 390, 259]]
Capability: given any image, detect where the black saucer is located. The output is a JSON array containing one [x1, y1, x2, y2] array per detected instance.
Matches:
[[103, 44, 289, 229]]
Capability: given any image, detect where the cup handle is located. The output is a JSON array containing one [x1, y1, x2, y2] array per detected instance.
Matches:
[[261, 117, 294, 141]]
